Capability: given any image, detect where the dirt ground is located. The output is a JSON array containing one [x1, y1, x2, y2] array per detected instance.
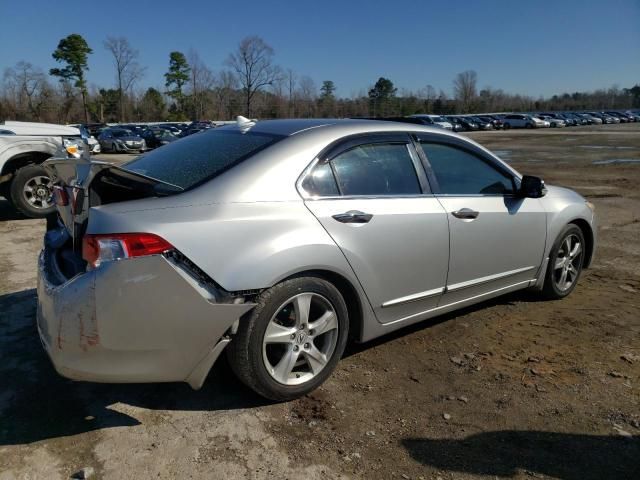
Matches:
[[1, 124, 639, 480]]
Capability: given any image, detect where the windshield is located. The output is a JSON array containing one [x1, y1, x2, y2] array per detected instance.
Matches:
[[124, 128, 284, 190], [112, 130, 132, 138], [432, 116, 447, 122]]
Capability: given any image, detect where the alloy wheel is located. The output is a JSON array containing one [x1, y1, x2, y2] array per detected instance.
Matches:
[[22, 175, 53, 210], [262, 292, 339, 386], [553, 233, 583, 291]]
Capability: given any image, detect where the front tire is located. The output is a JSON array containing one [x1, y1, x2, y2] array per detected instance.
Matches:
[[227, 277, 349, 401], [541, 224, 585, 299], [9, 164, 55, 218]]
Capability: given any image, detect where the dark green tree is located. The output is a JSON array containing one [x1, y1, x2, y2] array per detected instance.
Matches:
[[368, 77, 397, 116], [49, 33, 93, 123], [320, 80, 336, 101], [139, 87, 166, 121], [318, 81, 336, 117], [164, 51, 190, 118]]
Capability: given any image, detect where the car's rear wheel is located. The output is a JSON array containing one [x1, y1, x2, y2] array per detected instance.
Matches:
[[9, 164, 55, 218], [503, 122, 511, 130], [541, 224, 585, 299], [228, 277, 349, 401]]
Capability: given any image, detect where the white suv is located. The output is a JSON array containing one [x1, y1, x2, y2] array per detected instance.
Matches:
[[0, 121, 83, 217]]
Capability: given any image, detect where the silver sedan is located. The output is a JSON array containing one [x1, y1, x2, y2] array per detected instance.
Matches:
[[38, 118, 596, 401]]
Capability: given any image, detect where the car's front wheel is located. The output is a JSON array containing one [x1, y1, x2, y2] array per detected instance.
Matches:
[[228, 277, 349, 401], [541, 224, 585, 299]]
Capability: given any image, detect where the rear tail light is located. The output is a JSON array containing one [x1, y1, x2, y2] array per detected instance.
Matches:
[[82, 233, 174, 269]]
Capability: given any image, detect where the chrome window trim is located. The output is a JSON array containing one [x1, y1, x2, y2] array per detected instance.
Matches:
[[296, 132, 430, 200], [303, 193, 438, 201]]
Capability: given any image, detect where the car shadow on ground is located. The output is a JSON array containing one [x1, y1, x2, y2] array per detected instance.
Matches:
[[0, 289, 270, 446], [0, 285, 566, 446], [343, 288, 548, 358], [0, 198, 28, 221], [402, 430, 640, 480]]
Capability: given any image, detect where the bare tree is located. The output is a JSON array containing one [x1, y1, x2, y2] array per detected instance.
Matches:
[[104, 36, 145, 122], [3, 62, 52, 120], [214, 70, 238, 120], [453, 70, 478, 113], [225, 36, 281, 116], [187, 49, 216, 120], [296, 75, 316, 117], [286, 69, 297, 117]]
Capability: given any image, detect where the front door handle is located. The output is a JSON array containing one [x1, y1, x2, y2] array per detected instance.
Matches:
[[451, 208, 479, 220], [332, 210, 374, 224]]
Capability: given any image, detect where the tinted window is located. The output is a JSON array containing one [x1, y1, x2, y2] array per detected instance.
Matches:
[[331, 143, 421, 196], [301, 162, 339, 197], [125, 129, 283, 190], [420, 142, 514, 195]]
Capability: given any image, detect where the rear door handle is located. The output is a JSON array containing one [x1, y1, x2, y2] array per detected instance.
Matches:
[[451, 208, 479, 220], [332, 210, 374, 224]]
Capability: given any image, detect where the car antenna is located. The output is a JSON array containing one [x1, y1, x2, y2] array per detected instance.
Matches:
[[236, 116, 256, 133]]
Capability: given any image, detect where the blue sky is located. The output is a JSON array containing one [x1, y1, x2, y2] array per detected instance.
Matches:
[[1, 0, 638, 98]]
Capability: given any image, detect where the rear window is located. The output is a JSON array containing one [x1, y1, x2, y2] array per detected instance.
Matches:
[[124, 129, 283, 190]]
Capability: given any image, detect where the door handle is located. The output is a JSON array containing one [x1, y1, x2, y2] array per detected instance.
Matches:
[[451, 208, 479, 220], [332, 210, 373, 224]]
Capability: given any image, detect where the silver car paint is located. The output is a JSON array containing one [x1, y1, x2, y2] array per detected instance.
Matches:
[[37, 119, 597, 386]]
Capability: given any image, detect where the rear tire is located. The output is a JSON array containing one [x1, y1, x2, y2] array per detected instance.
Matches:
[[227, 277, 349, 401], [9, 164, 55, 218], [541, 224, 585, 300], [503, 123, 511, 130]]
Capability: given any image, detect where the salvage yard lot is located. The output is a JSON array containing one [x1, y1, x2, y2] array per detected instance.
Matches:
[[1, 124, 639, 479]]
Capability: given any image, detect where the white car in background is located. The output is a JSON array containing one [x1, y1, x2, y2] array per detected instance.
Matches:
[[502, 114, 547, 129], [410, 114, 454, 130], [70, 124, 101, 154], [538, 115, 565, 128]]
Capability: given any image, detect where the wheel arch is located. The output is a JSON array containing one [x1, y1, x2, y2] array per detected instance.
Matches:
[[569, 218, 595, 268], [1, 151, 53, 177]]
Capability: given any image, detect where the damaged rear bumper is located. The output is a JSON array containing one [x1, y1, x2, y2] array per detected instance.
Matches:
[[37, 248, 255, 389]]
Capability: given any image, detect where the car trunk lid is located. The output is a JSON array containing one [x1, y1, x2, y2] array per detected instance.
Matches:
[[43, 157, 183, 246]]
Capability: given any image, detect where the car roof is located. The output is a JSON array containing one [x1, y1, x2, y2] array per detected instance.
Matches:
[[216, 118, 451, 137]]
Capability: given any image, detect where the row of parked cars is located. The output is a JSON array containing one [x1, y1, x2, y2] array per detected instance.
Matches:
[[402, 110, 640, 132], [76, 121, 218, 154]]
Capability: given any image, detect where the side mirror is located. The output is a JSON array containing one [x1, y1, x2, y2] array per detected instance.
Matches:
[[519, 175, 547, 198]]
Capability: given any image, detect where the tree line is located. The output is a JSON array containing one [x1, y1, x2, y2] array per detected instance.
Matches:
[[1, 33, 639, 124]]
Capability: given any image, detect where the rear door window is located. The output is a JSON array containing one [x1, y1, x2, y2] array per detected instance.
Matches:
[[330, 143, 421, 196], [124, 129, 283, 190]]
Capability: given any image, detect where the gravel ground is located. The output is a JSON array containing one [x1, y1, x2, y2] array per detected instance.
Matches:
[[1, 124, 639, 479]]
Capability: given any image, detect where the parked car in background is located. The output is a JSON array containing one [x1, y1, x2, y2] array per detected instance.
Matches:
[[577, 113, 601, 124], [538, 115, 564, 128], [70, 124, 101, 153], [478, 115, 504, 129], [0, 121, 83, 217], [467, 116, 494, 130], [142, 128, 180, 149], [410, 114, 453, 130], [98, 128, 147, 153], [586, 112, 612, 124], [38, 117, 596, 401], [156, 123, 184, 136], [502, 114, 545, 129], [446, 116, 478, 132], [119, 124, 147, 136]]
